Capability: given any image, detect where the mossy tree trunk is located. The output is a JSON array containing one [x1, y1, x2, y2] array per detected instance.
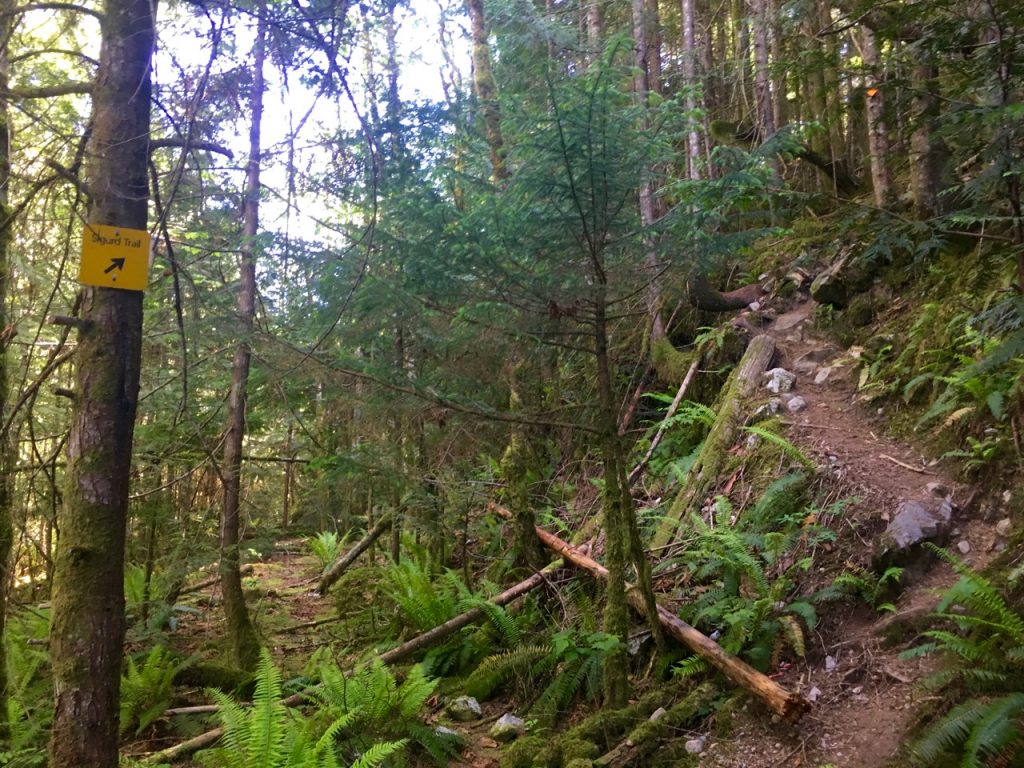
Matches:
[[468, 0, 507, 184], [219, 12, 266, 673], [0, 0, 12, 742], [47, 0, 154, 762], [651, 334, 775, 548], [594, 283, 665, 706], [860, 26, 892, 207], [501, 355, 547, 571]]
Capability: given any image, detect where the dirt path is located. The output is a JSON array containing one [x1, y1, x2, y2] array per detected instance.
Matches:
[[696, 295, 997, 768], [158, 298, 998, 768]]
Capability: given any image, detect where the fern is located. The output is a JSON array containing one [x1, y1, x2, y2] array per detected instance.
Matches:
[[120, 645, 193, 736], [902, 552, 1024, 765], [308, 531, 348, 572], [350, 740, 409, 768], [742, 426, 816, 470], [462, 645, 551, 700], [203, 649, 386, 768], [306, 658, 450, 765]]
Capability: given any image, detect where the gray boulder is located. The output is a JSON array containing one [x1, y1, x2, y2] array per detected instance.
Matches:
[[810, 251, 874, 308], [489, 713, 526, 743], [446, 696, 482, 722], [875, 498, 953, 567]]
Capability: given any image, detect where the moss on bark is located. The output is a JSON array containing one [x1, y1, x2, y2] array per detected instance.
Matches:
[[48, 0, 154, 762]]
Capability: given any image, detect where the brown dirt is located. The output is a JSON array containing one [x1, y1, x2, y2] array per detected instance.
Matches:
[[692, 294, 1001, 768], [145, 295, 1007, 768]]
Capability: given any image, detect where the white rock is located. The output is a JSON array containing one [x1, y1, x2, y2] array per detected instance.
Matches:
[[446, 696, 482, 721], [996, 518, 1013, 537], [1003, 490, 1013, 504], [489, 713, 526, 742], [813, 367, 832, 385], [685, 737, 706, 755], [765, 368, 797, 394], [825, 655, 837, 673], [807, 686, 822, 702], [958, 540, 972, 555], [749, 301, 761, 311], [649, 707, 667, 722], [786, 396, 808, 413]]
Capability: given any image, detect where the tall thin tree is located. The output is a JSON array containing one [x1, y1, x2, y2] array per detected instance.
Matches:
[[48, 0, 155, 761], [220, 11, 266, 672]]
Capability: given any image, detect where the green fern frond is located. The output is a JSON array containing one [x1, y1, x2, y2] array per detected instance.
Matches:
[[457, 595, 523, 647], [961, 693, 1024, 766], [911, 697, 990, 764], [463, 645, 550, 700], [672, 656, 710, 679], [397, 663, 439, 719], [251, 649, 289, 768], [742, 426, 816, 469], [349, 739, 408, 768]]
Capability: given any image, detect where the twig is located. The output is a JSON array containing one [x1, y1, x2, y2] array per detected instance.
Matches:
[[879, 453, 935, 475], [628, 354, 702, 485]]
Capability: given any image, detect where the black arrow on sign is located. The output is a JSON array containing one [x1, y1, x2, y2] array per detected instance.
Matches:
[[104, 258, 126, 274]]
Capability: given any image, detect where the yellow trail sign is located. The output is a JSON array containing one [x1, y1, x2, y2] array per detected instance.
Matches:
[[78, 223, 151, 291]]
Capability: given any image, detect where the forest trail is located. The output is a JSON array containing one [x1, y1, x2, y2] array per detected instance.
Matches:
[[689, 293, 998, 768], [153, 294, 998, 768]]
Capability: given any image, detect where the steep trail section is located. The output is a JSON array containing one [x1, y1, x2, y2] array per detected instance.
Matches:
[[695, 295, 996, 768]]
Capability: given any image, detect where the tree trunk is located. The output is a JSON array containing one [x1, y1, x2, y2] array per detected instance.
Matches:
[[651, 335, 775, 548], [594, 284, 630, 707], [750, 0, 775, 145], [220, 13, 266, 673], [501, 359, 547, 571], [468, 0, 507, 183], [594, 283, 665, 705], [0, 0, 13, 742], [860, 26, 892, 207], [681, 0, 703, 181], [48, 0, 154, 762], [909, 59, 944, 219], [632, 0, 667, 342]]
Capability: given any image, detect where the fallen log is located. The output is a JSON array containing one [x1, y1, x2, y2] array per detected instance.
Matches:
[[142, 562, 560, 764], [178, 564, 254, 596], [508, 511, 809, 723], [651, 334, 776, 548], [316, 516, 391, 595]]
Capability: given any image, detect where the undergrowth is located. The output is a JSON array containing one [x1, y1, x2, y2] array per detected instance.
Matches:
[[901, 548, 1024, 766]]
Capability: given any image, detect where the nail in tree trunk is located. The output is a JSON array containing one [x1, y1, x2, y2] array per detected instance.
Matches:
[[47, 0, 154, 762], [220, 13, 266, 673]]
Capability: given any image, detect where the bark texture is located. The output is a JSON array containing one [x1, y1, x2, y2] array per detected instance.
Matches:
[[48, 0, 154, 762], [0, 0, 12, 742], [860, 27, 892, 207], [468, 0, 507, 183], [220, 14, 265, 672], [651, 335, 775, 547]]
